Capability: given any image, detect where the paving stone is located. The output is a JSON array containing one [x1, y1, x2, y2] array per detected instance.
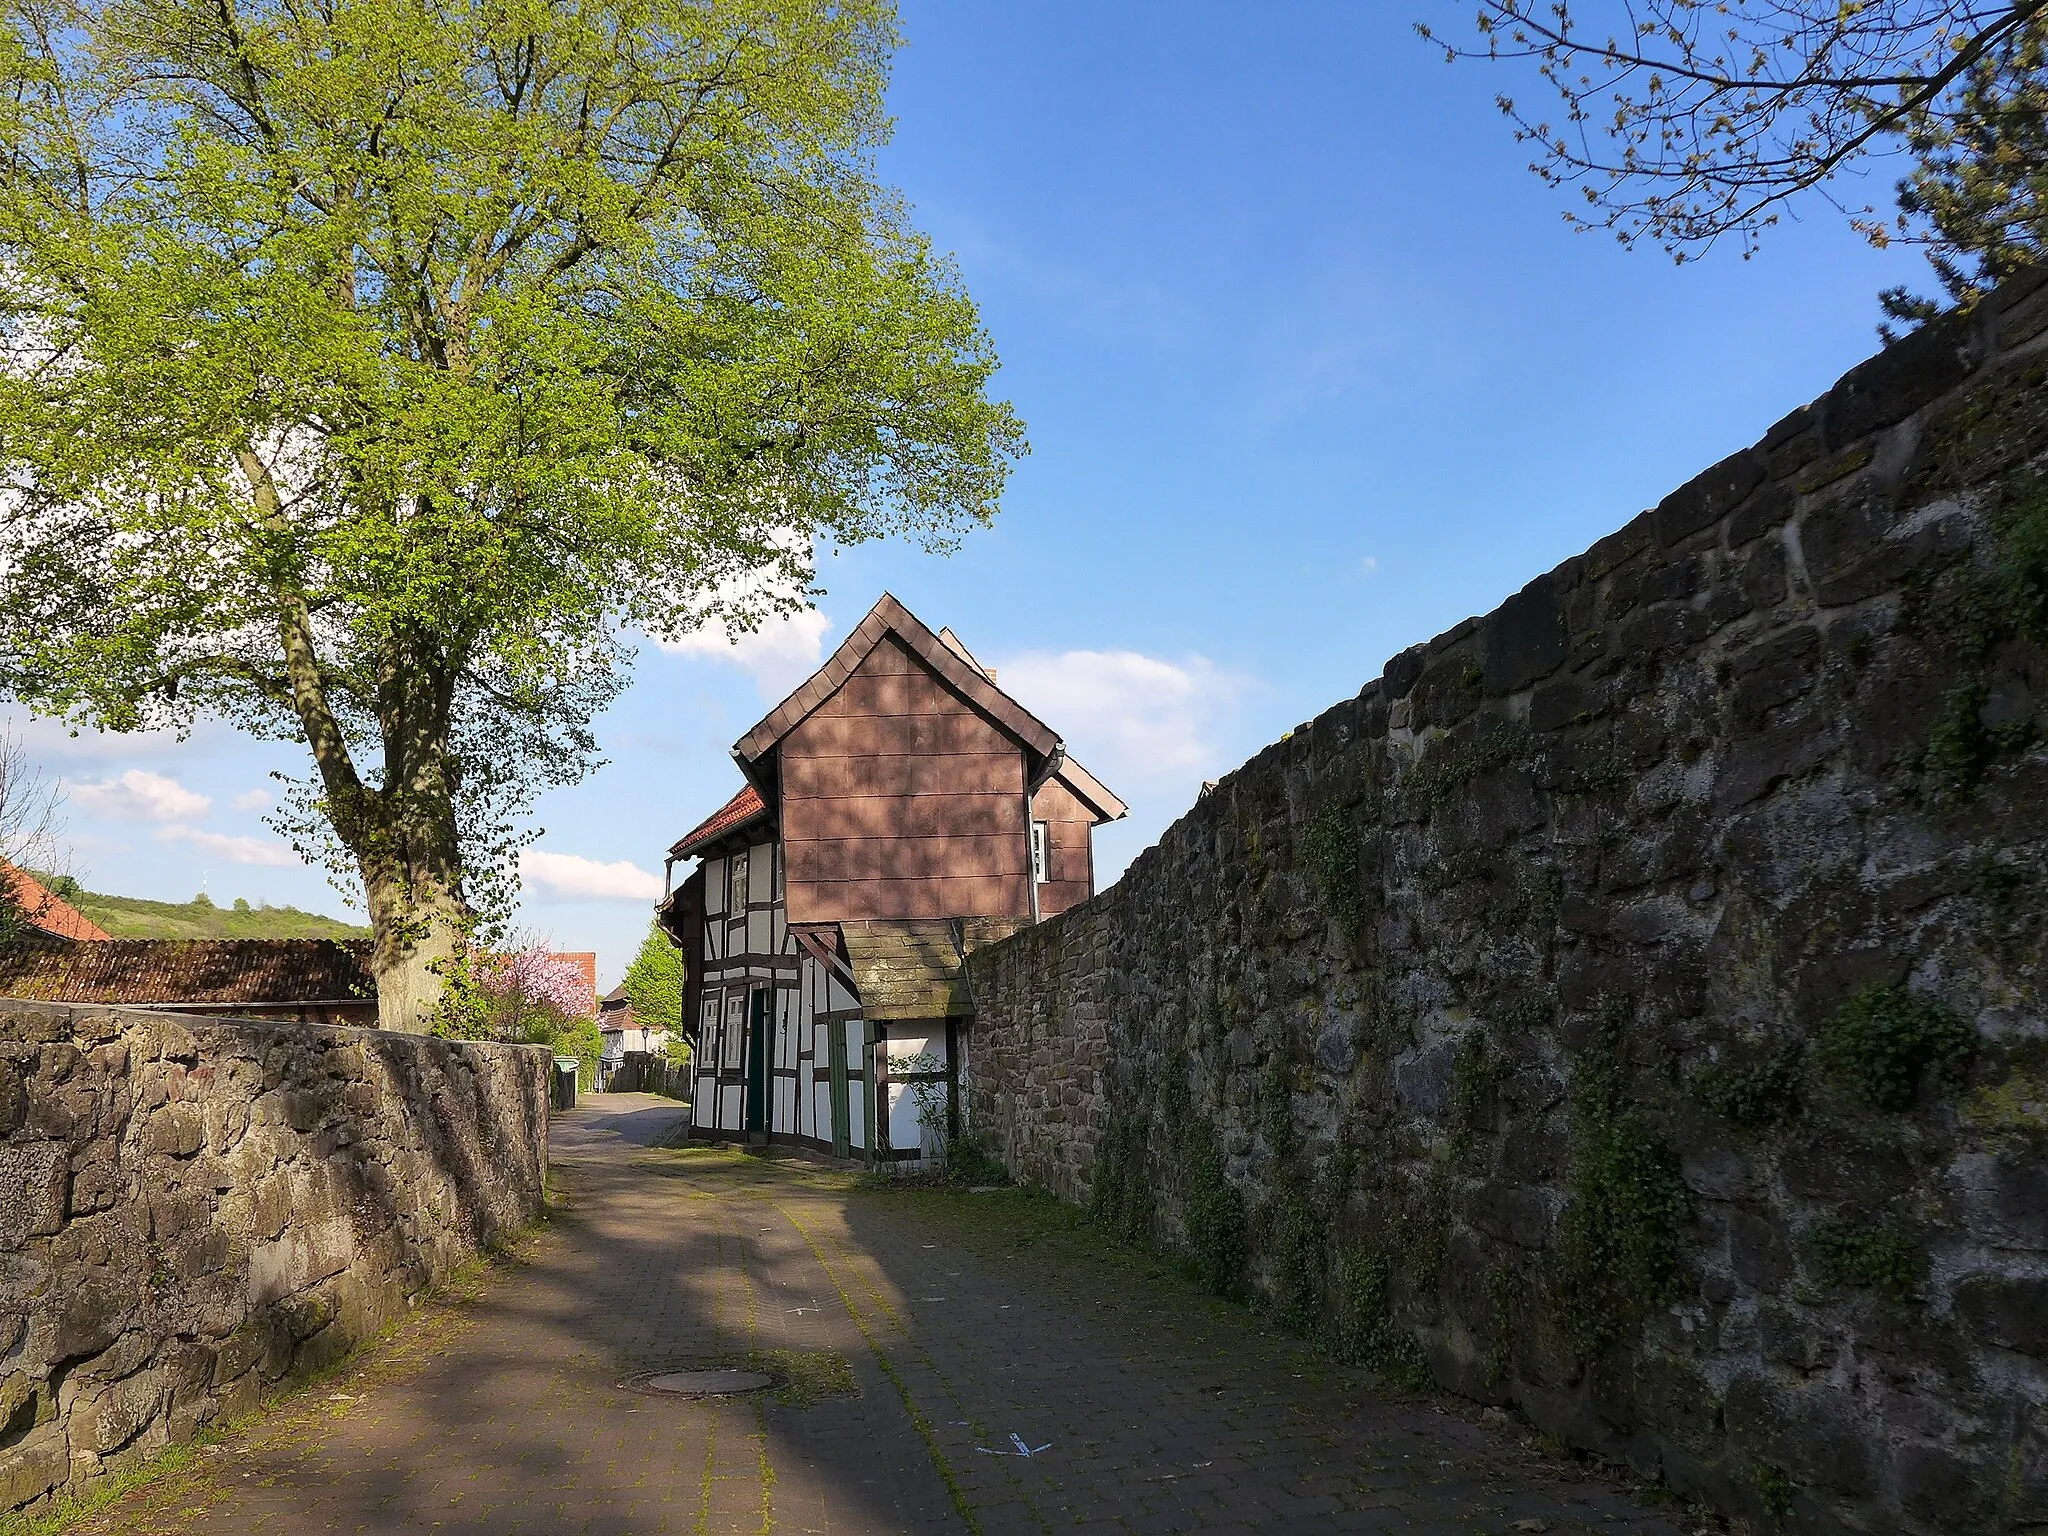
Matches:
[[79, 1094, 1689, 1535]]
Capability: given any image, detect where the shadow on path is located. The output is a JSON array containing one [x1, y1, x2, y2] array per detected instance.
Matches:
[[78, 1095, 1691, 1535]]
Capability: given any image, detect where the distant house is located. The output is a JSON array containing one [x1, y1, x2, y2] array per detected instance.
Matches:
[[657, 593, 1124, 1163], [0, 937, 377, 1025], [596, 984, 672, 1090], [1, 861, 112, 941]]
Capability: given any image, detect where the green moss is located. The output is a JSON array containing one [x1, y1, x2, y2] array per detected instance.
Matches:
[[1908, 681, 2003, 800], [1089, 1107, 1155, 1243], [1963, 1068, 2048, 1143], [1690, 1043, 1803, 1126], [1404, 726, 1528, 814], [1969, 850, 2029, 911], [1328, 1245, 1432, 1390], [1450, 1032, 1502, 1155], [1811, 1218, 1926, 1304], [1817, 984, 1976, 1111], [1258, 1058, 1293, 1156], [1755, 1461, 1797, 1521], [1484, 1262, 1517, 1386], [1298, 805, 1369, 927], [1992, 473, 2048, 643], [1514, 864, 1565, 928], [752, 1348, 856, 1407], [1557, 1001, 1691, 1350]]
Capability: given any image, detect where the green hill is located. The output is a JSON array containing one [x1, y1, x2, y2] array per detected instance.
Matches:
[[59, 883, 369, 941]]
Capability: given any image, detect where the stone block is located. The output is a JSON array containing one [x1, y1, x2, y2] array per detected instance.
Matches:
[[1820, 311, 1982, 450], [143, 1103, 205, 1158], [0, 1144, 66, 1249], [1654, 448, 1766, 548], [1482, 574, 1566, 694], [0, 1426, 68, 1512]]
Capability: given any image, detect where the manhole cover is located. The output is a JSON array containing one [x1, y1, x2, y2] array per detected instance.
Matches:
[[634, 1369, 775, 1398]]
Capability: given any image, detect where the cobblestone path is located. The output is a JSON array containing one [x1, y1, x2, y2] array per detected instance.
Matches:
[[82, 1094, 1693, 1536]]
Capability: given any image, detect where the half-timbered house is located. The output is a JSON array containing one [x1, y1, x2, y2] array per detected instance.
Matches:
[[656, 593, 1124, 1163]]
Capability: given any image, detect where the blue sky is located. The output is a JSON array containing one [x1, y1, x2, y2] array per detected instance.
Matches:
[[11, 3, 1933, 985]]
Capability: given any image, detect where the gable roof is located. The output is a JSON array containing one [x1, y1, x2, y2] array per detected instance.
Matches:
[[736, 593, 1061, 766], [669, 783, 770, 860], [1049, 756, 1127, 824], [1, 861, 112, 942], [0, 937, 373, 1005]]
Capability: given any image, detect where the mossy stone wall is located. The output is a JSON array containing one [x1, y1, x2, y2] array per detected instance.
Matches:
[[0, 1002, 549, 1518], [966, 276, 2048, 1536]]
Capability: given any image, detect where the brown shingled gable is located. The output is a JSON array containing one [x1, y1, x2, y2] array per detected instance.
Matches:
[[736, 593, 1061, 766]]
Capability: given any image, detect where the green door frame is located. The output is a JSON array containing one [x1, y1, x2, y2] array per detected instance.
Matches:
[[745, 987, 770, 1139]]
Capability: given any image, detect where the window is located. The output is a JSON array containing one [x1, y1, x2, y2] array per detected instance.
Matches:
[[699, 996, 720, 1067], [729, 849, 749, 913], [722, 991, 747, 1068], [1031, 820, 1050, 883]]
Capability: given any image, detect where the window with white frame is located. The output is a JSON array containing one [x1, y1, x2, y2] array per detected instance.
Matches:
[[1031, 820, 1050, 883], [729, 848, 749, 913], [722, 991, 747, 1068]]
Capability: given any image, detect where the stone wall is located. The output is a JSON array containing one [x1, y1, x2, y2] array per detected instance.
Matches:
[[965, 279, 2048, 1536], [0, 1001, 549, 1518]]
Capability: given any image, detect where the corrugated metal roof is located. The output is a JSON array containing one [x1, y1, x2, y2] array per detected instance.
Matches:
[[0, 937, 374, 1005], [669, 785, 769, 859]]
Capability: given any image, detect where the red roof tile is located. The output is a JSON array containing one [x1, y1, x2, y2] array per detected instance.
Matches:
[[669, 785, 768, 859], [0, 937, 373, 1006], [1, 860, 112, 942]]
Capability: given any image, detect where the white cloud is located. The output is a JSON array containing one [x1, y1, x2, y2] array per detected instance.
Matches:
[[68, 769, 211, 822], [1358, 556, 1379, 577], [993, 649, 1249, 787], [656, 607, 833, 701], [156, 825, 301, 868], [520, 849, 664, 903], [232, 788, 272, 813]]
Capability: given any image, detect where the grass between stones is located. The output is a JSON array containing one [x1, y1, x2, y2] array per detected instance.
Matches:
[[4, 1219, 553, 1536]]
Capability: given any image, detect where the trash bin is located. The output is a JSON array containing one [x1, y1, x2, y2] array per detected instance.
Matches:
[[552, 1056, 579, 1111]]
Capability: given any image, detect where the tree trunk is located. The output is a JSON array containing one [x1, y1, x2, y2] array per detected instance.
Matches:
[[363, 864, 466, 1034]]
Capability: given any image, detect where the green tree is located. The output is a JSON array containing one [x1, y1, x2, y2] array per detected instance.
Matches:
[[1882, 23, 2048, 329], [0, 0, 1023, 1030], [621, 920, 686, 1036]]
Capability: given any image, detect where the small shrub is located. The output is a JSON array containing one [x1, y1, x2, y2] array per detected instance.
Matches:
[[1811, 1218, 1926, 1304], [1181, 1144, 1246, 1299], [1267, 1188, 1324, 1334], [945, 1134, 1010, 1187], [1557, 1002, 1691, 1349], [1298, 806, 1369, 926], [1329, 1245, 1432, 1389], [1817, 985, 1976, 1111], [1691, 1043, 1803, 1125]]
